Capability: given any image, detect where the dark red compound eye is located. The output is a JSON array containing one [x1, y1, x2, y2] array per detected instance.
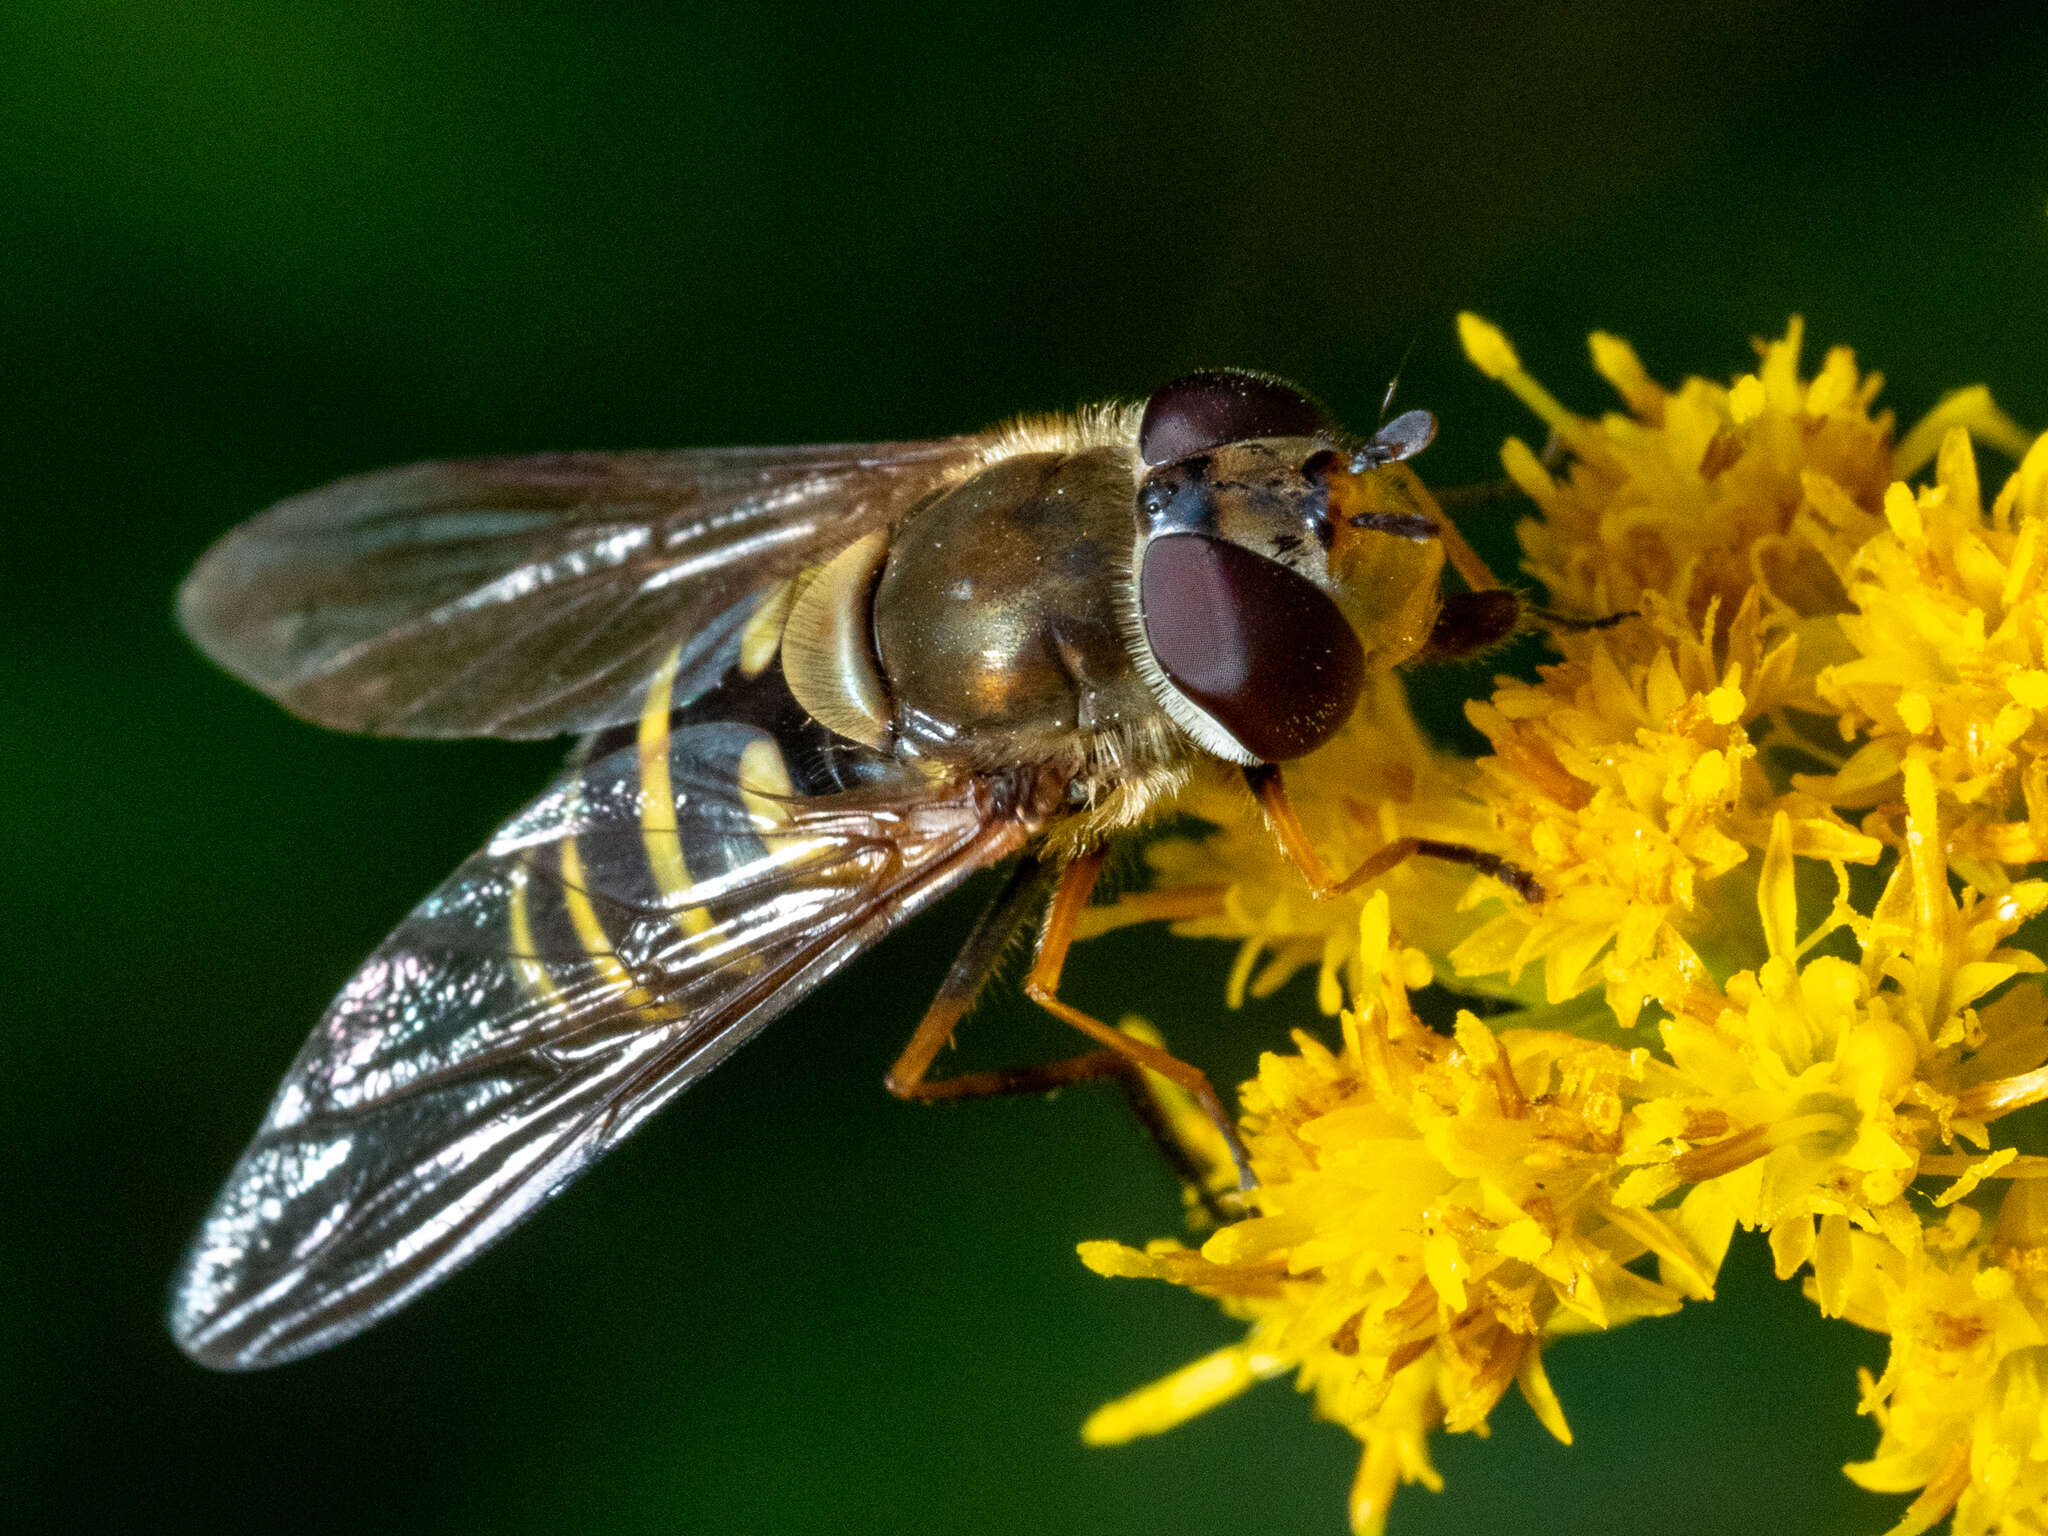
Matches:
[[1138, 533, 1365, 762], [1138, 370, 1326, 466]]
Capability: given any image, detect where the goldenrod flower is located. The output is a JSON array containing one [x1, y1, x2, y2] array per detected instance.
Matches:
[[1813, 433, 2048, 872], [1833, 1190, 2048, 1536], [1080, 317, 2048, 1534], [1450, 589, 1875, 1029], [1083, 895, 1704, 1536]]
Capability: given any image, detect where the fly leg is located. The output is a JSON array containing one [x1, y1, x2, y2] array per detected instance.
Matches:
[[1019, 848, 1255, 1189], [1412, 589, 1524, 662], [1414, 592, 1637, 664], [1244, 762, 1544, 903], [885, 845, 1256, 1194], [1426, 504, 1510, 596]]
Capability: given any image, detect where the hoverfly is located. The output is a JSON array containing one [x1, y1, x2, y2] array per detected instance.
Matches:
[[170, 368, 1539, 1370]]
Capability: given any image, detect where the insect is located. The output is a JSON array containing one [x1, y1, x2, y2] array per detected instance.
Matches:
[[170, 368, 1540, 1370]]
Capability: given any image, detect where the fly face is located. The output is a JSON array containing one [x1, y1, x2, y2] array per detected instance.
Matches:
[[1125, 370, 1451, 765]]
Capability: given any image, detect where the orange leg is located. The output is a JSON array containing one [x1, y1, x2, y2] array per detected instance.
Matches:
[[1244, 763, 1544, 903], [886, 846, 1256, 1191], [1431, 478, 1521, 517], [1021, 848, 1254, 1186], [883, 852, 1153, 1105], [1430, 507, 1506, 594], [883, 853, 1083, 1101]]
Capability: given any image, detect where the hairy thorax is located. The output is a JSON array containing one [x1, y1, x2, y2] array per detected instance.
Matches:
[[873, 448, 1177, 779]]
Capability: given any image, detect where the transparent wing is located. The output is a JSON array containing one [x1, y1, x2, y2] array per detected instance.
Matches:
[[178, 440, 980, 738], [170, 723, 1035, 1369]]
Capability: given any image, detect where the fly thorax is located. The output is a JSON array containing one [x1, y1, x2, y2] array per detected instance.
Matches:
[[871, 447, 1159, 763]]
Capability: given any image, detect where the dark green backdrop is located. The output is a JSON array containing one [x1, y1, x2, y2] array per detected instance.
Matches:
[[7, 3, 2048, 1532]]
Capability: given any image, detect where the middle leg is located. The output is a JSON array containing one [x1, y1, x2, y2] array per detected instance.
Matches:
[[883, 848, 1255, 1198], [1019, 848, 1255, 1188]]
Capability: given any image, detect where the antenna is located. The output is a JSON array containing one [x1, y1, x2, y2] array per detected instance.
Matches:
[[1378, 336, 1420, 428]]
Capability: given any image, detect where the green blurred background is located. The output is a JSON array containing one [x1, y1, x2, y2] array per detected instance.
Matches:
[[7, 2, 2048, 1531]]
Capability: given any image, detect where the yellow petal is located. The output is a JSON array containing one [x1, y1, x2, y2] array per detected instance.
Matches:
[[1671, 1182, 1740, 1282], [1758, 810, 1798, 963], [1496, 1219, 1552, 1261], [1884, 482, 1925, 544], [1077, 1240, 1173, 1280], [1425, 1231, 1469, 1312], [1081, 1343, 1289, 1444], [1770, 1214, 1816, 1280], [1457, 312, 1521, 379], [1933, 1147, 2017, 1208], [1516, 1345, 1574, 1446], [1811, 1213, 1852, 1317], [1991, 432, 2048, 530], [1934, 424, 1983, 524], [1895, 384, 2032, 480], [1589, 331, 1662, 418]]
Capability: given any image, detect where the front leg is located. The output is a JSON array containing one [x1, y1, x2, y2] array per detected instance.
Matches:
[[1243, 762, 1544, 903]]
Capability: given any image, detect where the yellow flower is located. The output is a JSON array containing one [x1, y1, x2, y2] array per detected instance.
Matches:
[[1810, 430, 2048, 872], [1615, 833, 1913, 1232], [1833, 1182, 2048, 1536], [1082, 897, 1706, 1536], [1607, 797, 2026, 1306], [1451, 589, 1877, 1028], [1079, 673, 1510, 1015], [1078, 316, 2048, 1533], [1458, 313, 2023, 633]]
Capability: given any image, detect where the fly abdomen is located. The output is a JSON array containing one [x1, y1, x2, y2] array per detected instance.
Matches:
[[510, 646, 911, 1011]]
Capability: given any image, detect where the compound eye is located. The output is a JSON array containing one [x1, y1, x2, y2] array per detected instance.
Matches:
[[1139, 370, 1325, 466], [1139, 533, 1365, 762]]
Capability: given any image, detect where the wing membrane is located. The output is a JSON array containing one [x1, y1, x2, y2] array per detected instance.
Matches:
[[170, 725, 1032, 1369], [178, 441, 979, 738]]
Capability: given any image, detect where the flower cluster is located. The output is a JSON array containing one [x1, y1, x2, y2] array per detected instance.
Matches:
[[1080, 319, 2048, 1534], [1083, 893, 1702, 1535]]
